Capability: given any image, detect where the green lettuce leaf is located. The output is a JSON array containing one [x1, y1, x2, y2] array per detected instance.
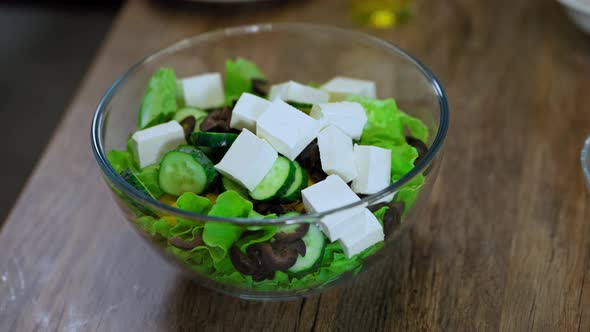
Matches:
[[225, 58, 266, 104], [202, 191, 253, 260], [136, 216, 172, 238], [134, 164, 163, 198], [177, 192, 212, 214], [138, 68, 178, 129], [106, 150, 133, 174]]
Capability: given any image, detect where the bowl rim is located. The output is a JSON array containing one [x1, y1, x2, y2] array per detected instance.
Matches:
[[90, 22, 450, 225], [558, 0, 590, 15], [582, 134, 590, 185]]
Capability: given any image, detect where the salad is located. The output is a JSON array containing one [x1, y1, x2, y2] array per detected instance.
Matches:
[[107, 58, 429, 291]]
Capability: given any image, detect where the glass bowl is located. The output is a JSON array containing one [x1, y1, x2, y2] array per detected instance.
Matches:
[[582, 134, 590, 191], [91, 23, 449, 300]]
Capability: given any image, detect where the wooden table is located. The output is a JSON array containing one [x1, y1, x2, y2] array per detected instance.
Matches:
[[2, 0, 590, 330]]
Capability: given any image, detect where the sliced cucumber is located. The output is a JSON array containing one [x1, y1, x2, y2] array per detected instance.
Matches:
[[158, 147, 217, 196], [221, 176, 249, 198], [190, 132, 238, 149], [249, 156, 295, 201], [173, 107, 208, 124], [279, 160, 307, 203], [288, 224, 326, 275], [121, 168, 157, 199]]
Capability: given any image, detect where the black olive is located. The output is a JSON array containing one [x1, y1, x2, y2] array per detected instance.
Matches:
[[169, 234, 204, 250], [274, 223, 310, 243], [200, 107, 233, 132]]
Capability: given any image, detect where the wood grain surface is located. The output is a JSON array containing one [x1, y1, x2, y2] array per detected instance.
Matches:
[[2, 0, 590, 330]]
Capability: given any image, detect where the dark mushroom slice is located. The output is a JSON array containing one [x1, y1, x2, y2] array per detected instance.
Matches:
[[296, 140, 321, 170], [391, 201, 406, 215], [274, 223, 310, 243], [200, 107, 233, 132], [405, 136, 429, 165], [179, 116, 196, 141], [229, 246, 262, 275], [169, 234, 204, 250], [251, 79, 269, 97], [289, 239, 307, 257], [368, 202, 390, 213], [250, 242, 298, 271], [382, 204, 402, 238]]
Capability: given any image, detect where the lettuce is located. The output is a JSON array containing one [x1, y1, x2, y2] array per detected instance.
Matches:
[[176, 192, 212, 214], [106, 150, 133, 174], [135, 164, 163, 198], [138, 68, 178, 129], [350, 95, 429, 210], [136, 216, 172, 238], [225, 58, 266, 104], [202, 191, 253, 261]]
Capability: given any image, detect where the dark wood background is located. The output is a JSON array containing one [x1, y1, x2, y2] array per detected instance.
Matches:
[[1, 0, 590, 330]]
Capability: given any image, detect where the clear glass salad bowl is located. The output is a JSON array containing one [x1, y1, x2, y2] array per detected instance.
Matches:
[[582, 134, 590, 191], [91, 23, 449, 300]]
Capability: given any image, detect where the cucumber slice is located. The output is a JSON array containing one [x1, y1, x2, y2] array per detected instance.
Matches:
[[173, 107, 208, 124], [221, 176, 249, 198], [279, 160, 307, 203], [158, 147, 217, 196], [121, 168, 157, 199], [190, 132, 238, 149], [249, 156, 295, 201], [288, 224, 326, 275]]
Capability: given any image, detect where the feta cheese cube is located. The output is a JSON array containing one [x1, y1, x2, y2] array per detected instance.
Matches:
[[229, 93, 271, 132], [268, 81, 329, 105], [351, 144, 392, 194], [310, 101, 368, 140], [214, 129, 277, 191], [131, 120, 186, 168], [339, 209, 384, 258], [256, 99, 321, 161], [182, 73, 224, 109], [320, 77, 376, 101], [301, 174, 365, 241], [317, 126, 357, 183]]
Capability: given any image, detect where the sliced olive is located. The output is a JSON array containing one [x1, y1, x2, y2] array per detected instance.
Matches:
[[179, 116, 196, 141], [200, 107, 232, 132], [274, 223, 310, 243], [250, 242, 298, 271], [229, 246, 262, 275], [289, 239, 306, 257], [251, 79, 268, 97], [169, 234, 204, 250]]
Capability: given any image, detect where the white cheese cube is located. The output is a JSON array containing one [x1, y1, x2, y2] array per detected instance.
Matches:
[[339, 209, 384, 258], [214, 129, 277, 191], [351, 144, 392, 195], [256, 99, 321, 161], [310, 101, 368, 140], [268, 81, 329, 105], [320, 77, 376, 101], [229, 93, 271, 132], [317, 126, 357, 183], [182, 73, 224, 109], [131, 121, 186, 168], [301, 174, 365, 241]]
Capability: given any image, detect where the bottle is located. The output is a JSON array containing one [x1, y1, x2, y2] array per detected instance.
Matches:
[[350, 0, 413, 29]]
